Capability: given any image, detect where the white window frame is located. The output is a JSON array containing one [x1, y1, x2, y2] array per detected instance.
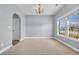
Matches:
[[57, 6, 79, 42], [57, 18, 68, 37]]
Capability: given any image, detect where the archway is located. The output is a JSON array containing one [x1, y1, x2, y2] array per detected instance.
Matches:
[[12, 13, 21, 45]]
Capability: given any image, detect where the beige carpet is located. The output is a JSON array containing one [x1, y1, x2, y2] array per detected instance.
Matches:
[[1, 38, 79, 55]]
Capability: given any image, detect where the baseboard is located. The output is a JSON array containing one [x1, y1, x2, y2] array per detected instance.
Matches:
[[20, 39, 25, 41], [53, 37, 79, 52], [24, 37, 53, 39], [20, 37, 54, 41], [0, 44, 12, 54]]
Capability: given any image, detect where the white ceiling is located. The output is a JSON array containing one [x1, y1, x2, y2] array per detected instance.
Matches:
[[17, 4, 65, 15]]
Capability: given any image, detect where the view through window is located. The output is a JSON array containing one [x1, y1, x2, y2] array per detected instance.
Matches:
[[57, 10, 79, 40]]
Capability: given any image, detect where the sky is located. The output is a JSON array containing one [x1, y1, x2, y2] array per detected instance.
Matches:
[[68, 12, 79, 22], [59, 19, 66, 28], [59, 12, 79, 28]]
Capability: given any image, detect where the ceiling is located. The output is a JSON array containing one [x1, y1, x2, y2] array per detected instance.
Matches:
[[17, 4, 65, 15]]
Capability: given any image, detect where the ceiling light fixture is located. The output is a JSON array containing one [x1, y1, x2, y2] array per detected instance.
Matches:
[[55, 4, 58, 6], [35, 4, 44, 15]]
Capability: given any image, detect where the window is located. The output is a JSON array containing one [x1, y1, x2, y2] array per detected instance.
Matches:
[[57, 10, 79, 40], [59, 18, 67, 36], [68, 12, 79, 39]]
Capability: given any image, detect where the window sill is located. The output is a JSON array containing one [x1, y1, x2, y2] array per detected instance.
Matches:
[[57, 34, 79, 42]]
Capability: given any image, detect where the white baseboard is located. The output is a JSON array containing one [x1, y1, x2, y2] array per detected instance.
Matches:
[[20, 39, 25, 41], [53, 37, 79, 52], [24, 37, 53, 39], [20, 37, 54, 41], [0, 44, 12, 54]]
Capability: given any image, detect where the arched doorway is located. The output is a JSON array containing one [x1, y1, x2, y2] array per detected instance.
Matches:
[[12, 13, 21, 45]]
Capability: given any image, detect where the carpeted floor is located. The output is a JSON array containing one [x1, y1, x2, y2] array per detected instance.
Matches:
[[1, 38, 79, 55]]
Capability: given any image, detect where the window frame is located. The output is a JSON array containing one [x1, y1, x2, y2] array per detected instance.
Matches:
[[57, 6, 79, 42]]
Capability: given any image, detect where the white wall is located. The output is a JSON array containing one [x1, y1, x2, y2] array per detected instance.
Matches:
[[0, 5, 26, 52], [25, 15, 54, 37], [55, 4, 79, 52]]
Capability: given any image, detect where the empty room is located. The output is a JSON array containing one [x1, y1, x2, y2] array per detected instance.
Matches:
[[0, 4, 79, 55]]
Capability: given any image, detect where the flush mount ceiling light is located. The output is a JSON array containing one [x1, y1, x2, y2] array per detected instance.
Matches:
[[55, 4, 58, 6], [35, 4, 44, 15]]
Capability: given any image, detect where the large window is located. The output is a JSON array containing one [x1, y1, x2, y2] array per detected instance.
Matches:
[[68, 12, 79, 39], [59, 19, 67, 36], [57, 10, 79, 40]]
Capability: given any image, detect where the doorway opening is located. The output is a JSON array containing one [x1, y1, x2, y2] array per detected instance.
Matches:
[[12, 13, 21, 46]]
